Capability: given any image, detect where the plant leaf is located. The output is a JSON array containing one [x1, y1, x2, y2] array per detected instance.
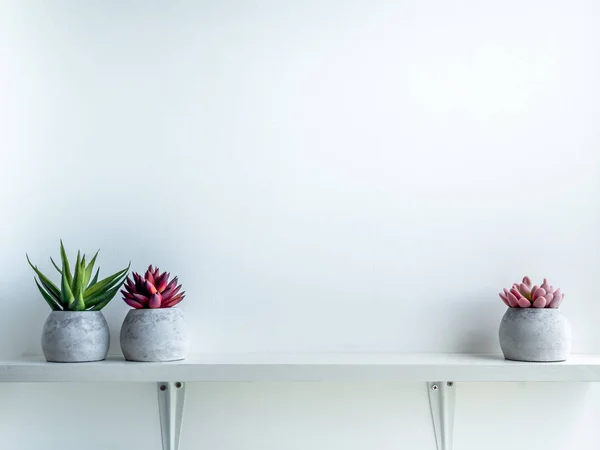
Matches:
[[39, 278, 61, 305], [88, 267, 100, 288], [72, 250, 82, 291], [84, 270, 129, 306], [72, 254, 86, 311], [72, 252, 83, 296], [83, 250, 99, 287], [86, 282, 124, 310], [34, 278, 62, 311], [59, 240, 73, 288], [61, 256, 75, 309], [72, 296, 86, 310], [27, 254, 61, 301], [123, 297, 144, 309], [50, 257, 62, 274], [83, 264, 130, 299]]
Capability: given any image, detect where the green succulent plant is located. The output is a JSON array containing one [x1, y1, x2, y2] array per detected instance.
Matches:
[[27, 240, 130, 311]]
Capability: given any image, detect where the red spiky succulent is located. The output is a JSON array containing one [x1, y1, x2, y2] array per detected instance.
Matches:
[[121, 265, 185, 309]]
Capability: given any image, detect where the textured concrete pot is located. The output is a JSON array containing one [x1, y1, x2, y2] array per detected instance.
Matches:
[[499, 308, 571, 362], [41, 311, 110, 363], [120, 308, 190, 362]]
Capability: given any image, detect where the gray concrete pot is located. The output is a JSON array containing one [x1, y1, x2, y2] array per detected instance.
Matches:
[[41, 311, 110, 363], [499, 308, 571, 362], [120, 308, 190, 362]]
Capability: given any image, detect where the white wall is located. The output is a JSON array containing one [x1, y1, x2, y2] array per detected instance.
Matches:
[[1, 0, 599, 449]]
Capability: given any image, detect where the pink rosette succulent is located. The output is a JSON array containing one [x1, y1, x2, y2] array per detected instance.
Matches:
[[498, 276, 564, 309]]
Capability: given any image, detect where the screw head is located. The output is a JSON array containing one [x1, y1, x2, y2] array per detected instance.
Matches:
[[447, 382, 454, 387], [431, 384, 438, 391], [175, 382, 182, 389], [160, 384, 167, 391]]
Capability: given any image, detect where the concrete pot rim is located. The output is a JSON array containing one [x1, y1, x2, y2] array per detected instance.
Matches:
[[504, 308, 562, 313], [48, 311, 105, 314], [125, 308, 183, 313]]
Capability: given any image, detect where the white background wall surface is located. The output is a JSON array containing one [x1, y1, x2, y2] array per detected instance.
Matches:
[[1, 0, 599, 449]]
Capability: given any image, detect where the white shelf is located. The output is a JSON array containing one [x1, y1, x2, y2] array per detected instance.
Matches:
[[4, 353, 598, 450], [2, 353, 600, 383]]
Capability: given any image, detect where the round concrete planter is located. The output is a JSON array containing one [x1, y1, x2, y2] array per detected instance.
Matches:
[[499, 308, 571, 362], [120, 308, 190, 362], [41, 311, 110, 363]]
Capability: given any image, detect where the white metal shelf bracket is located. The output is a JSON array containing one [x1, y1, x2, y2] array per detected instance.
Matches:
[[157, 382, 186, 450], [427, 381, 456, 450]]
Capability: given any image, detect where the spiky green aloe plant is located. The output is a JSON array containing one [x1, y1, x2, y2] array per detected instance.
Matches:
[[27, 241, 130, 311]]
